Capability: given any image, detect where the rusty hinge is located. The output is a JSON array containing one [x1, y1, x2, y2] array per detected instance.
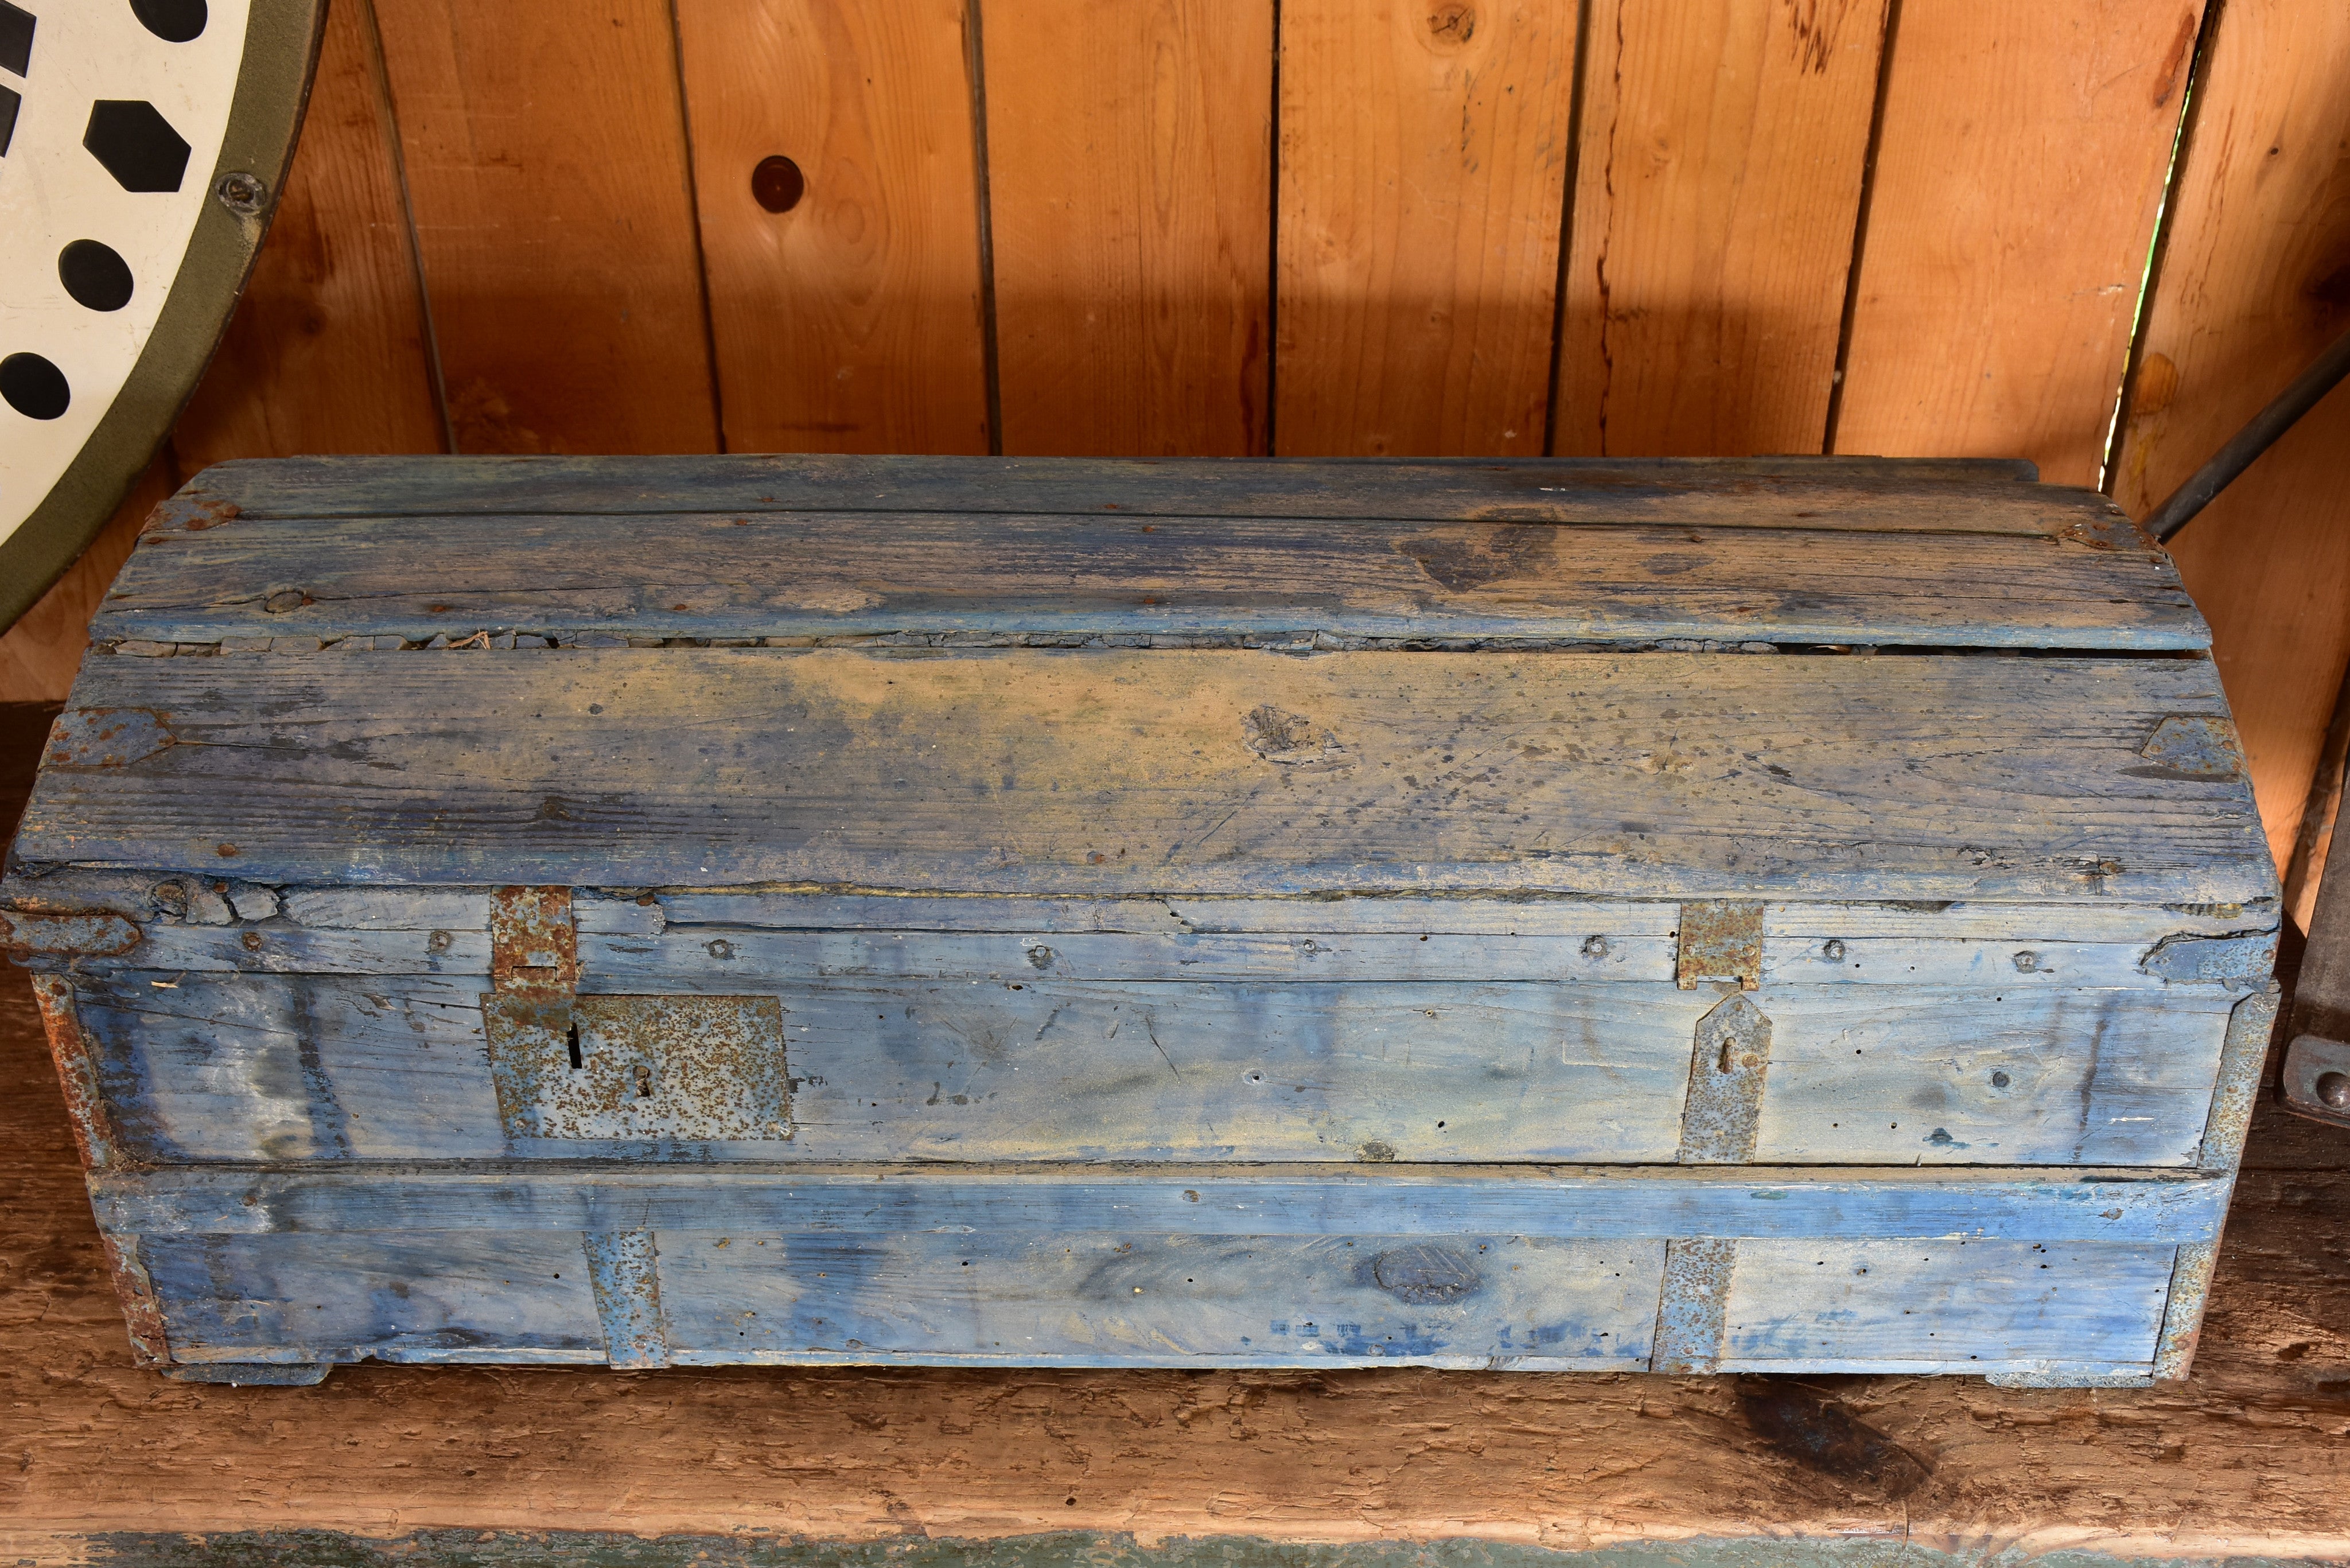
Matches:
[[491, 885, 579, 1003], [1677, 901, 1762, 989], [0, 908, 144, 959]]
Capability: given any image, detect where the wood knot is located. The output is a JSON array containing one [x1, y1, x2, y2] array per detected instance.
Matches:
[[1426, 3, 1474, 44]]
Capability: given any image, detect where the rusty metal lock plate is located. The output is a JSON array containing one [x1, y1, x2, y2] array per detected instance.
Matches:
[[483, 994, 789, 1141]]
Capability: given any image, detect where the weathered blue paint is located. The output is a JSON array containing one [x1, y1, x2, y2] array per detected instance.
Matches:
[[9, 649, 2269, 903], [95, 1165, 2234, 1243]]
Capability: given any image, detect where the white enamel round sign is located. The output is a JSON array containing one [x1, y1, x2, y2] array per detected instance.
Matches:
[[0, 0, 318, 631]]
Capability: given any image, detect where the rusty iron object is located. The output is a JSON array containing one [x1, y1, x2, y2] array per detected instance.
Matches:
[[2196, 983, 2279, 1168], [2139, 928, 2278, 985], [0, 908, 143, 959], [484, 885, 789, 1141], [1677, 993, 1772, 1163], [1676, 901, 1762, 990], [1650, 1236, 1736, 1374], [584, 1230, 671, 1369], [39, 974, 169, 1365], [485, 993, 791, 1141], [42, 707, 175, 769], [489, 885, 579, 1001], [2151, 1236, 2224, 1386], [2135, 714, 2248, 781], [99, 1232, 174, 1368], [1739, 1378, 1931, 1497], [32, 975, 122, 1170]]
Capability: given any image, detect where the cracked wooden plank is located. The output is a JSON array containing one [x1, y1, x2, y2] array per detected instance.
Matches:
[[90, 504, 2201, 649]]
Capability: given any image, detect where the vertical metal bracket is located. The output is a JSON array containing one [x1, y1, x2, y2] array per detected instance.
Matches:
[[1651, 1238, 1736, 1374], [491, 885, 579, 1006], [2201, 982, 2281, 1162], [584, 1229, 671, 1369], [33, 976, 170, 1368], [1677, 902, 1763, 989], [1676, 993, 1773, 1163], [31, 974, 120, 1171]]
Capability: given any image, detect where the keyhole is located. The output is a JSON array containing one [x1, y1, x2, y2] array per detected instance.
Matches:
[[566, 1021, 582, 1070], [635, 1063, 654, 1099]]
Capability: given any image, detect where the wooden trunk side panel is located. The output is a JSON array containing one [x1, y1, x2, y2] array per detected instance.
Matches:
[[981, 0, 1272, 457], [672, 0, 991, 456], [142, 1231, 606, 1361], [657, 1231, 1662, 1368], [1554, 0, 1886, 458], [1832, 0, 2203, 485], [1750, 985, 2233, 1168], [95, 1165, 2235, 1246], [370, 0, 718, 454], [91, 508, 2200, 651], [171, 0, 448, 470], [2112, 0, 2350, 874], [1274, 0, 1573, 457], [67, 971, 2236, 1168], [16, 649, 2274, 905], [1718, 1238, 2173, 1371], [125, 1224, 2176, 1374]]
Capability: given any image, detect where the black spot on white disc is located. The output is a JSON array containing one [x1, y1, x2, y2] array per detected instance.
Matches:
[[83, 99, 188, 191], [60, 240, 134, 311], [129, 0, 205, 44], [0, 2, 33, 76], [1, 353, 70, 421]]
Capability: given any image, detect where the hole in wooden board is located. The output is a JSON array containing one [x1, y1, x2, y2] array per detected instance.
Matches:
[[752, 155, 805, 213], [567, 1021, 582, 1071]]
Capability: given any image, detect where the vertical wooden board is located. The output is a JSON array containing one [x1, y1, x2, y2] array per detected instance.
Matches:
[[673, 0, 991, 455], [2112, 0, 2350, 874], [172, 0, 448, 469], [0, 454, 174, 703], [1719, 1238, 2173, 1369], [1833, 0, 2204, 485], [1553, 0, 1886, 458], [982, 0, 1272, 456], [1274, 0, 1574, 456], [371, 0, 719, 454]]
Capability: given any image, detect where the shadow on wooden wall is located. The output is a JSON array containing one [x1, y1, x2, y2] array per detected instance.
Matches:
[[4, 0, 2345, 899]]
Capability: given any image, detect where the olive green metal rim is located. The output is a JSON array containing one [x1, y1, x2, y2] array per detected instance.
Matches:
[[0, 0, 326, 634]]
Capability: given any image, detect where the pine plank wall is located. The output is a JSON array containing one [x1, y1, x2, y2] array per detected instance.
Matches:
[[3, 0, 2347, 918]]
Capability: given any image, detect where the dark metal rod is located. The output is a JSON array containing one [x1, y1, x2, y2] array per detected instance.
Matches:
[[2147, 323, 2350, 543]]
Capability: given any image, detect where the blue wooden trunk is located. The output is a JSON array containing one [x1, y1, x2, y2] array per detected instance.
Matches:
[[0, 454, 2278, 1386]]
